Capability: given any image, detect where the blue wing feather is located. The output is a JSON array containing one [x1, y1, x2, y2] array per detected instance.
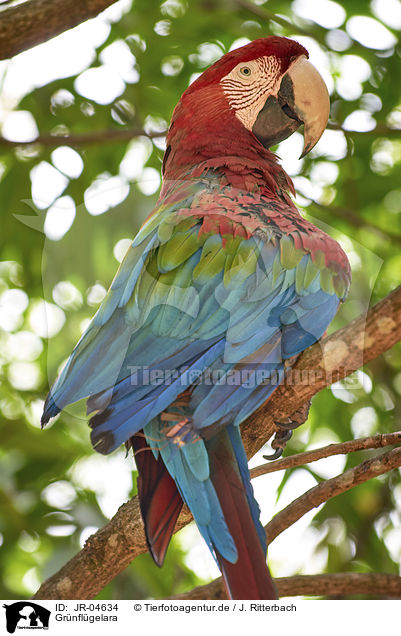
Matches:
[[42, 179, 348, 586]]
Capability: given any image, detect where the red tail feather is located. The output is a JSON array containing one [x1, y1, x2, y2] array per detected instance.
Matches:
[[131, 432, 183, 567], [208, 431, 278, 600]]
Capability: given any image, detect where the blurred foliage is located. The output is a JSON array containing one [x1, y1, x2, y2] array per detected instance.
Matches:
[[1, 0, 401, 600]]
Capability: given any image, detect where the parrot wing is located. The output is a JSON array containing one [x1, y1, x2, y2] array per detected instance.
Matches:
[[43, 184, 347, 456]]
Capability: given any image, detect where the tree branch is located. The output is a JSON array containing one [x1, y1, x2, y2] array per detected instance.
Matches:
[[0, 128, 167, 149], [241, 284, 401, 457], [233, 0, 313, 38], [0, 123, 399, 151], [32, 285, 401, 600], [311, 201, 401, 247], [170, 573, 401, 600], [250, 431, 401, 479], [170, 447, 401, 600], [264, 446, 401, 544], [0, 0, 119, 60]]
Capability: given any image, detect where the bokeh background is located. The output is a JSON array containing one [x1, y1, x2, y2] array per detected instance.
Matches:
[[1, 0, 401, 599]]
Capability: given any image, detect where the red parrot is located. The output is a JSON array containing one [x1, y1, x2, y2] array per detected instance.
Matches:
[[42, 37, 351, 600]]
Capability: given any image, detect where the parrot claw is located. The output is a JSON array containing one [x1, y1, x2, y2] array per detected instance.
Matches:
[[263, 426, 293, 460], [264, 399, 312, 460], [263, 447, 284, 460]]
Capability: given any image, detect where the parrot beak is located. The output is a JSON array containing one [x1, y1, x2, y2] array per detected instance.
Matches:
[[252, 55, 330, 158]]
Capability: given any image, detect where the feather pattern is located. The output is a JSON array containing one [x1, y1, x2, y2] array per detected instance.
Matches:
[[42, 36, 351, 600]]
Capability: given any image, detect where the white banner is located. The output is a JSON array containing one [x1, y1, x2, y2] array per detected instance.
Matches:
[[0, 599, 396, 635]]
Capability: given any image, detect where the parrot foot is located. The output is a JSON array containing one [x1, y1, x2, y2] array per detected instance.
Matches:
[[263, 399, 312, 460]]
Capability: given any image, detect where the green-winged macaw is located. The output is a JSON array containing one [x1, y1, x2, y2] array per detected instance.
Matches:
[[42, 36, 351, 600]]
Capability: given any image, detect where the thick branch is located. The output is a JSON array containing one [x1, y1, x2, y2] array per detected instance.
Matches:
[[0, 0, 119, 60], [170, 573, 401, 600], [33, 286, 401, 599]]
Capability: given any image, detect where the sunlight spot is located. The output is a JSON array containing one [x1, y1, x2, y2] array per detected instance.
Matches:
[[137, 167, 161, 195], [113, 238, 132, 263], [0, 289, 28, 332], [52, 280, 83, 310], [18, 531, 40, 553], [51, 147, 84, 179], [177, 524, 221, 580], [102, 0, 133, 22], [50, 89, 75, 112], [373, 385, 395, 411], [343, 110, 376, 132], [160, 0, 187, 18], [293, 176, 322, 201], [144, 114, 168, 136], [79, 318, 91, 334], [79, 526, 99, 549], [70, 453, 132, 519], [6, 331, 43, 361], [22, 568, 41, 594], [326, 29, 352, 51], [42, 481, 77, 509], [84, 173, 129, 215], [100, 39, 138, 83], [29, 300, 66, 338], [383, 527, 401, 563], [277, 132, 304, 176], [310, 161, 339, 185], [0, 17, 110, 103], [229, 38, 251, 51], [384, 190, 401, 214], [87, 283, 107, 306], [75, 66, 125, 105], [351, 406, 378, 438], [31, 162, 68, 209], [189, 42, 224, 67], [331, 381, 357, 403], [336, 54, 371, 100], [44, 196, 76, 240], [346, 15, 397, 49], [1, 110, 38, 142], [293, 0, 346, 28], [371, 0, 401, 29], [312, 129, 347, 160], [46, 525, 76, 537], [8, 361, 42, 391], [154, 20, 171, 36], [119, 137, 153, 180], [161, 55, 184, 76], [26, 399, 45, 429]]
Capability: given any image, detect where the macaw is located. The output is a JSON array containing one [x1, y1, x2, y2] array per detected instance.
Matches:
[[42, 36, 351, 600]]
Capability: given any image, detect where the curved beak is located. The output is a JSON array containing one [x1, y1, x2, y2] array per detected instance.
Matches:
[[252, 56, 330, 158]]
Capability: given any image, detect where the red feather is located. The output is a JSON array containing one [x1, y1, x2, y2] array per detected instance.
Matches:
[[131, 433, 183, 567], [207, 430, 278, 600]]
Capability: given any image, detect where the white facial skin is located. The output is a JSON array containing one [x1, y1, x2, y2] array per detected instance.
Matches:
[[220, 56, 282, 130], [220, 54, 330, 157]]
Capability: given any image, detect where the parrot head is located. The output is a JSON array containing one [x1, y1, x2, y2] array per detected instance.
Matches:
[[164, 37, 330, 176]]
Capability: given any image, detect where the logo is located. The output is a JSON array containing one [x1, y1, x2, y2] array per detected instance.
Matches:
[[3, 602, 50, 634]]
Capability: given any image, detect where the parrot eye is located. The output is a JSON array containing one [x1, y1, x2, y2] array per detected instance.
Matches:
[[239, 66, 252, 77]]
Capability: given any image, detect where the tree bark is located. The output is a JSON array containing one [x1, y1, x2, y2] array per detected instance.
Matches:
[[32, 285, 401, 600], [170, 573, 401, 600], [0, 0, 119, 60]]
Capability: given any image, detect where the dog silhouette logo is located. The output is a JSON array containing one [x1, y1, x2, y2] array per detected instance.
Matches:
[[3, 602, 50, 633]]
